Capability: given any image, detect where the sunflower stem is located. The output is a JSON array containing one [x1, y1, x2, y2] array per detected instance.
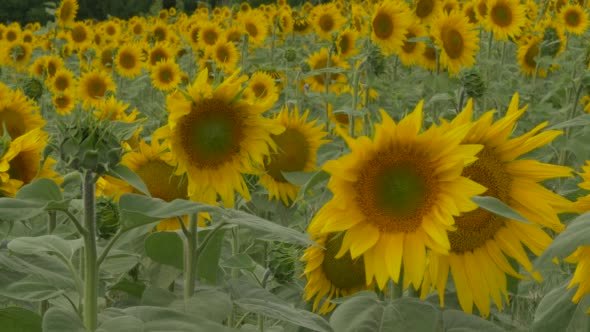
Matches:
[[183, 213, 198, 302], [500, 41, 506, 66], [82, 171, 98, 332], [558, 82, 584, 166], [228, 226, 240, 327], [324, 46, 333, 134], [349, 64, 361, 138], [48, 211, 57, 234], [487, 31, 494, 60]]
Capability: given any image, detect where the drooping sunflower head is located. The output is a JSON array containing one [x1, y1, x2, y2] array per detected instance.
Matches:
[[56, 0, 78, 27], [308, 101, 486, 290], [259, 106, 328, 205], [559, 4, 588, 35], [517, 35, 546, 77], [150, 59, 182, 92], [245, 71, 279, 110], [94, 96, 138, 123], [78, 70, 116, 108], [311, 3, 346, 40], [162, 69, 284, 206], [431, 11, 480, 75], [423, 95, 573, 316], [302, 232, 370, 314], [371, 0, 412, 55], [484, 0, 526, 40], [115, 44, 143, 78]]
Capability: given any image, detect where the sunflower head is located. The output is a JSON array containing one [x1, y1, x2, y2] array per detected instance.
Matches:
[[56, 0, 79, 26], [151, 59, 182, 92], [371, 1, 412, 55], [78, 70, 116, 108], [115, 44, 143, 78]]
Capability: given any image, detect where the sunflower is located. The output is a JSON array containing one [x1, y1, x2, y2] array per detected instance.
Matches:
[[413, 0, 442, 23], [129, 19, 146, 39], [0, 87, 45, 138], [199, 22, 222, 48], [305, 48, 349, 94], [399, 22, 427, 67], [475, 0, 488, 21], [431, 11, 480, 75], [245, 72, 279, 110], [151, 59, 182, 91], [371, 1, 412, 55], [559, 4, 588, 35], [240, 11, 269, 46], [418, 42, 438, 71], [224, 25, 244, 44], [0, 129, 59, 197], [259, 107, 328, 205], [311, 3, 346, 40], [3, 42, 32, 70], [442, 0, 460, 14], [52, 90, 77, 115], [78, 70, 116, 108], [484, 0, 526, 40], [94, 96, 138, 123], [56, 0, 78, 27], [115, 44, 143, 78], [46, 56, 65, 77], [152, 22, 170, 43], [95, 46, 115, 72], [48, 68, 75, 93], [421, 95, 573, 317], [336, 29, 359, 58], [517, 36, 546, 77], [463, 2, 479, 24], [566, 246, 590, 303], [69, 22, 93, 49], [302, 232, 370, 314], [209, 39, 239, 73], [148, 43, 174, 67], [103, 20, 121, 42], [159, 69, 284, 206], [308, 102, 486, 290]]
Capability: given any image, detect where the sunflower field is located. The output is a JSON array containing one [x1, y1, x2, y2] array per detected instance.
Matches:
[[3, 0, 590, 331]]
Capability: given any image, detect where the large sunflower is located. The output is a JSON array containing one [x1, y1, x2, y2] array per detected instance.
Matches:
[[78, 70, 116, 108], [115, 44, 143, 78], [311, 3, 346, 40], [56, 0, 78, 27], [160, 69, 284, 206], [259, 107, 328, 205], [0, 86, 45, 138], [308, 101, 486, 290], [0, 129, 59, 197], [559, 4, 588, 35], [431, 11, 480, 75], [484, 0, 526, 40], [421, 95, 573, 316], [302, 232, 370, 314], [371, 1, 412, 55]]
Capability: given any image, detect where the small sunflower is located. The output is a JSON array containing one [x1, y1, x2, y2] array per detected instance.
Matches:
[[484, 0, 526, 40], [399, 22, 427, 67], [115, 44, 143, 78], [517, 36, 545, 77], [421, 95, 573, 317], [413, 0, 442, 23], [418, 42, 438, 71], [559, 4, 588, 35], [78, 70, 116, 108], [302, 232, 370, 314], [308, 101, 486, 290], [371, 1, 412, 55], [241, 12, 269, 46], [3, 42, 32, 70], [56, 0, 78, 27], [259, 107, 328, 205], [311, 3, 346, 40], [159, 69, 284, 206], [151, 22, 170, 43], [245, 72, 279, 110], [305, 48, 349, 94], [48, 68, 76, 93], [69, 22, 93, 49], [209, 39, 239, 73], [0, 86, 45, 138], [150, 59, 182, 92], [94, 96, 138, 123], [148, 43, 174, 67], [52, 90, 77, 115], [336, 29, 359, 58], [431, 11, 480, 75], [199, 22, 222, 48]]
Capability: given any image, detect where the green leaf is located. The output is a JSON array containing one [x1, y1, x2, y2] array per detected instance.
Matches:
[[443, 309, 503, 332], [0, 307, 42, 332], [224, 209, 313, 245], [140, 287, 177, 307], [145, 232, 183, 269], [536, 213, 590, 268], [170, 289, 233, 323], [0, 199, 46, 221], [281, 171, 316, 186], [43, 307, 85, 332], [221, 253, 257, 271], [107, 165, 150, 196], [472, 196, 530, 224], [197, 228, 226, 284], [547, 114, 590, 130], [8, 235, 83, 260], [0, 179, 69, 221], [97, 316, 143, 332], [16, 178, 63, 202], [533, 283, 590, 332], [109, 279, 146, 299], [118, 194, 216, 230], [235, 298, 332, 332]]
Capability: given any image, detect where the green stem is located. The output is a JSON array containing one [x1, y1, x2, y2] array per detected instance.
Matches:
[[487, 31, 494, 60], [349, 66, 361, 137], [184, 214, 198, 302], [96, 229, 124, 267], [82, 171, 98, 332], [324, 47, 333, 133], [558, 83, 584, 166], [228, 226, 240, 327], [48, 211, 57, 234]]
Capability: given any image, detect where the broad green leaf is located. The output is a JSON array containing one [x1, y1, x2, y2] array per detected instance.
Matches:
[[0, 307, 42, 332], [443, 309, 503, 332], [107, 165, 150, 196], [281, 171, 316, 186], [548, 114, 590, 130], [145, 232, 183, 269], [97, 316, 143, 332], [235, 298, 332, 332], [472, 196, 530, 224], [8, 235, 83, 260], [141, 287, 177, 307], [536, 213, 590, 268], [0, 199, 45, 221], [533, 283, 590, 332], [224, 209, 313, 245], [109, 279, 146, 299], [43, 307, 85, 332], [101, 251, 141, 275], [118, 194, 216, 230], [0, 179, 69, 221], [170, 289, 233, 323], [221, 253, 257, 271], [16, 178, 63, 202], [197, 228, 226, 284]]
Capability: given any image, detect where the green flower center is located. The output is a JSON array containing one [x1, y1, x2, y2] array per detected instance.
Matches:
[[375, 166, 427, 217]]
